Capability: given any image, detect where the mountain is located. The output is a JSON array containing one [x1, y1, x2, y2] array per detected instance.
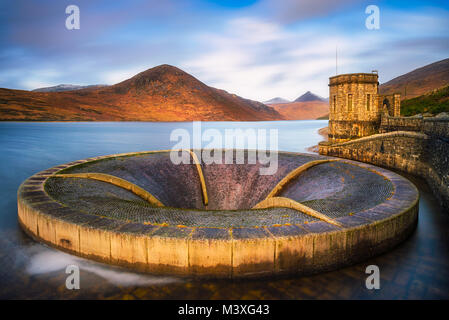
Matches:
[[267, 91, 328, 119], [32, 84, 108, 92], [294, 91, 326, 102], [271, 101, 329, 120], [263, 97, 290, 105], [380, 58, 449, 99], [0, 64, 282, 121]]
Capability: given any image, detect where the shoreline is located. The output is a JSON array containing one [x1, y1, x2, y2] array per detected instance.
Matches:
[[307, 126, 328, 153], [0, 119, 327, 124]]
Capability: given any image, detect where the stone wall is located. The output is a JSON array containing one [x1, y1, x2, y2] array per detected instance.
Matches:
[[424, 117, 449, 140], [422, 118, 449, 209], [380, 115, 423, 133], [329, 119, 381, 141], [319, 121, 449, 210]]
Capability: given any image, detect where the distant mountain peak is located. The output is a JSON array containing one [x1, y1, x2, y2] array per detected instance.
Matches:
[[32, 84, 107, 92], [263, 97, 290, 105], [294, 91, 326, 102], [114, 64, 202, 92], [134, 64, 185, 77]]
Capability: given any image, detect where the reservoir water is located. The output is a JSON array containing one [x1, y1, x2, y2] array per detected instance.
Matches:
[[0, 121, 448, 299]]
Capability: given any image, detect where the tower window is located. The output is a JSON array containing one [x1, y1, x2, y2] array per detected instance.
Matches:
[[367, 94, 371, 111], [348, 94, 353, 111], [333, 95, 337, 112]]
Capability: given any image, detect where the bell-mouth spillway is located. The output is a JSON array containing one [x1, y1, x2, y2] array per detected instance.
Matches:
[[17, 150, 419, 278]]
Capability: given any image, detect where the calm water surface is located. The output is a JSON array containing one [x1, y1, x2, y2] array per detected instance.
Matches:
[[0, 121, 448, 299]]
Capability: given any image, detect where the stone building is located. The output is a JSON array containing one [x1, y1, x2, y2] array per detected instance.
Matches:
[[328, 72, 401, 142], [321, 71, 449, 210]]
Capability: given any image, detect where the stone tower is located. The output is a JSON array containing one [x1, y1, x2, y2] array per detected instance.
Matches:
[[328, 72, 381, 142]]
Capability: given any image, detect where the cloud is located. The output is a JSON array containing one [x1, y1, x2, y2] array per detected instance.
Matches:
[[0, 0, 212, 89], [181, 5, 449, 101], [0, 0, 180, 51], [0, 67, 64, 89], [258, 0, 364, 23], [0, 1, 448, 99], [183, 17, 362, 100], [102, 65, 151, 84]]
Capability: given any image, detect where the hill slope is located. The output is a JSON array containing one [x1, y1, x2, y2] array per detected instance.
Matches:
[[271, 101, 329, 120], [401, 85, 449, 116], [380, 58, 449, 99], [0, 64, 282, 121]]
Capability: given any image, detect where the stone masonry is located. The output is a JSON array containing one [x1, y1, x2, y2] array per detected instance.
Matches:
[[321, 72, 449, 210], [328, 72, 401, 143]]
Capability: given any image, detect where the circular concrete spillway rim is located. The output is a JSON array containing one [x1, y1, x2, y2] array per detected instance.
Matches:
[[17, 150, 419, 278]]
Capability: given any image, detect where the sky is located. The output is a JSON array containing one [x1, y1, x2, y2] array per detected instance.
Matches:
[[0, 0, 448, 101]]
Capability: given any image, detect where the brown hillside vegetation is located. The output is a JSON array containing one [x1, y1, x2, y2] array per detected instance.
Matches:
[[0, 64, 282, 121], [380, 58, 449, 99], [272, 101, 329, 120]]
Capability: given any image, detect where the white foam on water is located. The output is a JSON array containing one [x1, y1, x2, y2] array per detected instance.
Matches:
[[24, 245, 180, 286], [26, 248, 76, 274]]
